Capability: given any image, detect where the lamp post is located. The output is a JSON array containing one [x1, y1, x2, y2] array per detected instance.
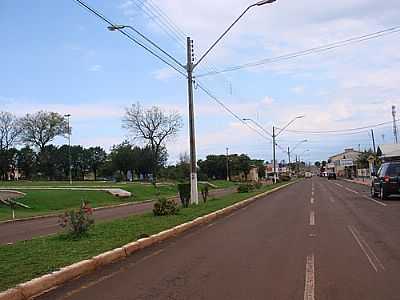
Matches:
[[298, 149, 310, 173], [108, 0, 277, 204], [288, 139, 307, 175], [272, 116, 304, 183], [64, 114, 72, 185]]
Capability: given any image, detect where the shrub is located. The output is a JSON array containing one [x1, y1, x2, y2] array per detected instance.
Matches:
[[280, 175, 291, 182], [177, 183, 191, 208], [254, 182, 262, 189], [237, 183, 254, 193], [153, 198, 179, 216], [59, 201, 94, 238], [200, 184, 209, 202]]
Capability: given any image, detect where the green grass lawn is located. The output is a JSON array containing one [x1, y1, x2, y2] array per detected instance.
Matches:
[[209, 180, 239, 189], [0, 184, 178, 221], [0, 181, 293, 292]]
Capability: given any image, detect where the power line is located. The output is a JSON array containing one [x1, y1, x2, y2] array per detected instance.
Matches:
[[276, 119, 399, 135], [73, 0, 187, 77], [196, 26, 400, 77]]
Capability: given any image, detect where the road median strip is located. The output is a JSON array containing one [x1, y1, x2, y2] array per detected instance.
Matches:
[[0, 180, 298, 300]]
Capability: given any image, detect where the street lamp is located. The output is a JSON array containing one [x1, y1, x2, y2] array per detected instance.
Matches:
[[272, 116, 304, 183], [108, 0, 277, 204], [64, 114, 72, 185], [297, 149, 310, 173], [186, 0, 276, 204], [288, 139, 307, 174]]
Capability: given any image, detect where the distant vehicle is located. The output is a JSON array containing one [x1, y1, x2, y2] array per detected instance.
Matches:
[[327, 172, 336, 180], [371, 161, 400, 200], [305, 172, 312, 178], [322, 172, 328, 177]]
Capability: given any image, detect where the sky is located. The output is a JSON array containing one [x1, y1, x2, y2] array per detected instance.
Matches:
[[1, 0, 400, 164]]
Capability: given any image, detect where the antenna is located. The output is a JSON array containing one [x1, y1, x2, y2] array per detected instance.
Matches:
[[392, 105, 398, 144]]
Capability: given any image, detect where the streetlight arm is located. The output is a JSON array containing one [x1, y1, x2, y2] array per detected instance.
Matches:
[[108, 25, 184, 68], [193, 0, 276, 70], [243, 118, 273, 138], [291, 139, 307, 153], [276, 115, 304, 137]]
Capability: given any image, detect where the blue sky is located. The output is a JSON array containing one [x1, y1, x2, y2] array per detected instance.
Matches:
[[1, 0, 400, 164]]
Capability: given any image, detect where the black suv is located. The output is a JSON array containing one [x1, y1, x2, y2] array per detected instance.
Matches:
[[371, 161, 400, 200]]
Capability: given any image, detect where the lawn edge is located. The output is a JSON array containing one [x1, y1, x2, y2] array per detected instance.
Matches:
[[0, 180, 298, 300]]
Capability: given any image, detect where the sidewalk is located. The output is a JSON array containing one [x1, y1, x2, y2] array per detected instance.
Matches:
[[343, 178, 371, 187]]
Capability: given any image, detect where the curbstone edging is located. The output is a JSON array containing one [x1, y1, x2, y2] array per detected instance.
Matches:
[[0, 180, 298, 300]]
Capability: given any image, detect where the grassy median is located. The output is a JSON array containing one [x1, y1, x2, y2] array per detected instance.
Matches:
[[0, 181, 292, 292]]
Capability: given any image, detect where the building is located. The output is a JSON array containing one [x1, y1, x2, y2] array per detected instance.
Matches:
[[328, 148, 361, 177], [377, 144, 400, 162]]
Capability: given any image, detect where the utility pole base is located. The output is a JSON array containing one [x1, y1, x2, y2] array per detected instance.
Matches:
[[190, 172, 199, 205]]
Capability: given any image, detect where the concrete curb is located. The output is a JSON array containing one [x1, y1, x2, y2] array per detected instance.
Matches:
[[0, 180, 298, 300], [343, 178, 371, 187]]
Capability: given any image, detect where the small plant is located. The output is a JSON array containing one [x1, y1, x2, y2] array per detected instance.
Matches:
[[59, 201, 94, 237], [237, 183, 254, 193], [254, 182, 262, 189], [200, 184, 209, 203], [177, 183, 191, 208], [153, 198, 179, 216]]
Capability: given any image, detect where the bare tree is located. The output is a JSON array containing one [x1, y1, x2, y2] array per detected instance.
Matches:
[[0, 111, 21, 151], [123, 103, 183, 184], [19, 111, 69, 152]]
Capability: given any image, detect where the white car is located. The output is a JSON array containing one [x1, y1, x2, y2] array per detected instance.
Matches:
[[305, 172, 312, 178]]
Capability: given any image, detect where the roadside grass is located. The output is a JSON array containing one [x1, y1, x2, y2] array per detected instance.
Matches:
[[209, 180, 238, 189], [0, 181, 292, 292], [0, 185, 178, 222]]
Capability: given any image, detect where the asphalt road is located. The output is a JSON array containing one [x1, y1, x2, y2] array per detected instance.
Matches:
[[0, 188, 235, 245], [35, 177, 400, 300]]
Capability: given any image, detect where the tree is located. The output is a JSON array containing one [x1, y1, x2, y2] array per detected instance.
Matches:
[[109, 142, 135, 181], [19, 111, 69, 152], [0, 111, 20, 151], [123, 103, 182, 184], [314, 161, 321, 168], [86, 147, 107, 181], [17, 146, 36, 180]]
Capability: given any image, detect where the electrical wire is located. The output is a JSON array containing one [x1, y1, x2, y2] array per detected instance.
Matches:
[[73, 0, 187, 78], [275, 119, 399, 135], [196, 26, 400, 77]]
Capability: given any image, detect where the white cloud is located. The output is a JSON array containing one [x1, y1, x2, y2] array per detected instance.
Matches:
[[291, 86, 305, 95], [153, 67, 178, 80], [88, 64, 102, 72]]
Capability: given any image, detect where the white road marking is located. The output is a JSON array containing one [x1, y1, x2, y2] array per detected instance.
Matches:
[[345, 187, 359, 194], [304, 254, 315, 300], [309, 211, 315, 226], [311, 190, 314, 196], [362, 195, 388, 207], [310, 197, 314, 204], [334, 183, 343, 188], [348, 225, 385, 272]]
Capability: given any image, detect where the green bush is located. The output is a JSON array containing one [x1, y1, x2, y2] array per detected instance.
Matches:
[[177, 183, 191, 208], [59, 201, 94, 238], [200, 184, 209, 202], [237, 183, 255, 193], [153, 198, 179, 216], [280, 175, 291, 182], [254, 182, 262, 189]]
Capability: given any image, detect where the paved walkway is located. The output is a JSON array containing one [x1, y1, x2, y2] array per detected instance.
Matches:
[[0, 187, 236, 245]]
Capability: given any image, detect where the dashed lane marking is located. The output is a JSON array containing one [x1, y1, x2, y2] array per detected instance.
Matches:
[[334, 183, 343, 188], [309, 211, 315, 226], [345, 187, 359, 194], [304, 254, 315, 300], [310, 197, 314, 204]]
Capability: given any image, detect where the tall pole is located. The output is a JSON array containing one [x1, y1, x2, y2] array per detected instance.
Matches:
[[273, 126, 277, 183], [226, 147, 229, 181], [287, 146, 291, 175], [65, 114, 72, 185], [187, 37, 198, 204], [392, 105, 398, 144], [371, 129, 376, 153]]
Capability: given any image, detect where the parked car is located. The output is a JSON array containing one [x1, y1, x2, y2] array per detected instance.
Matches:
[[371, 161, 400, 200], [327, 172, 336, 180], [305, 172, 312, 178]]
